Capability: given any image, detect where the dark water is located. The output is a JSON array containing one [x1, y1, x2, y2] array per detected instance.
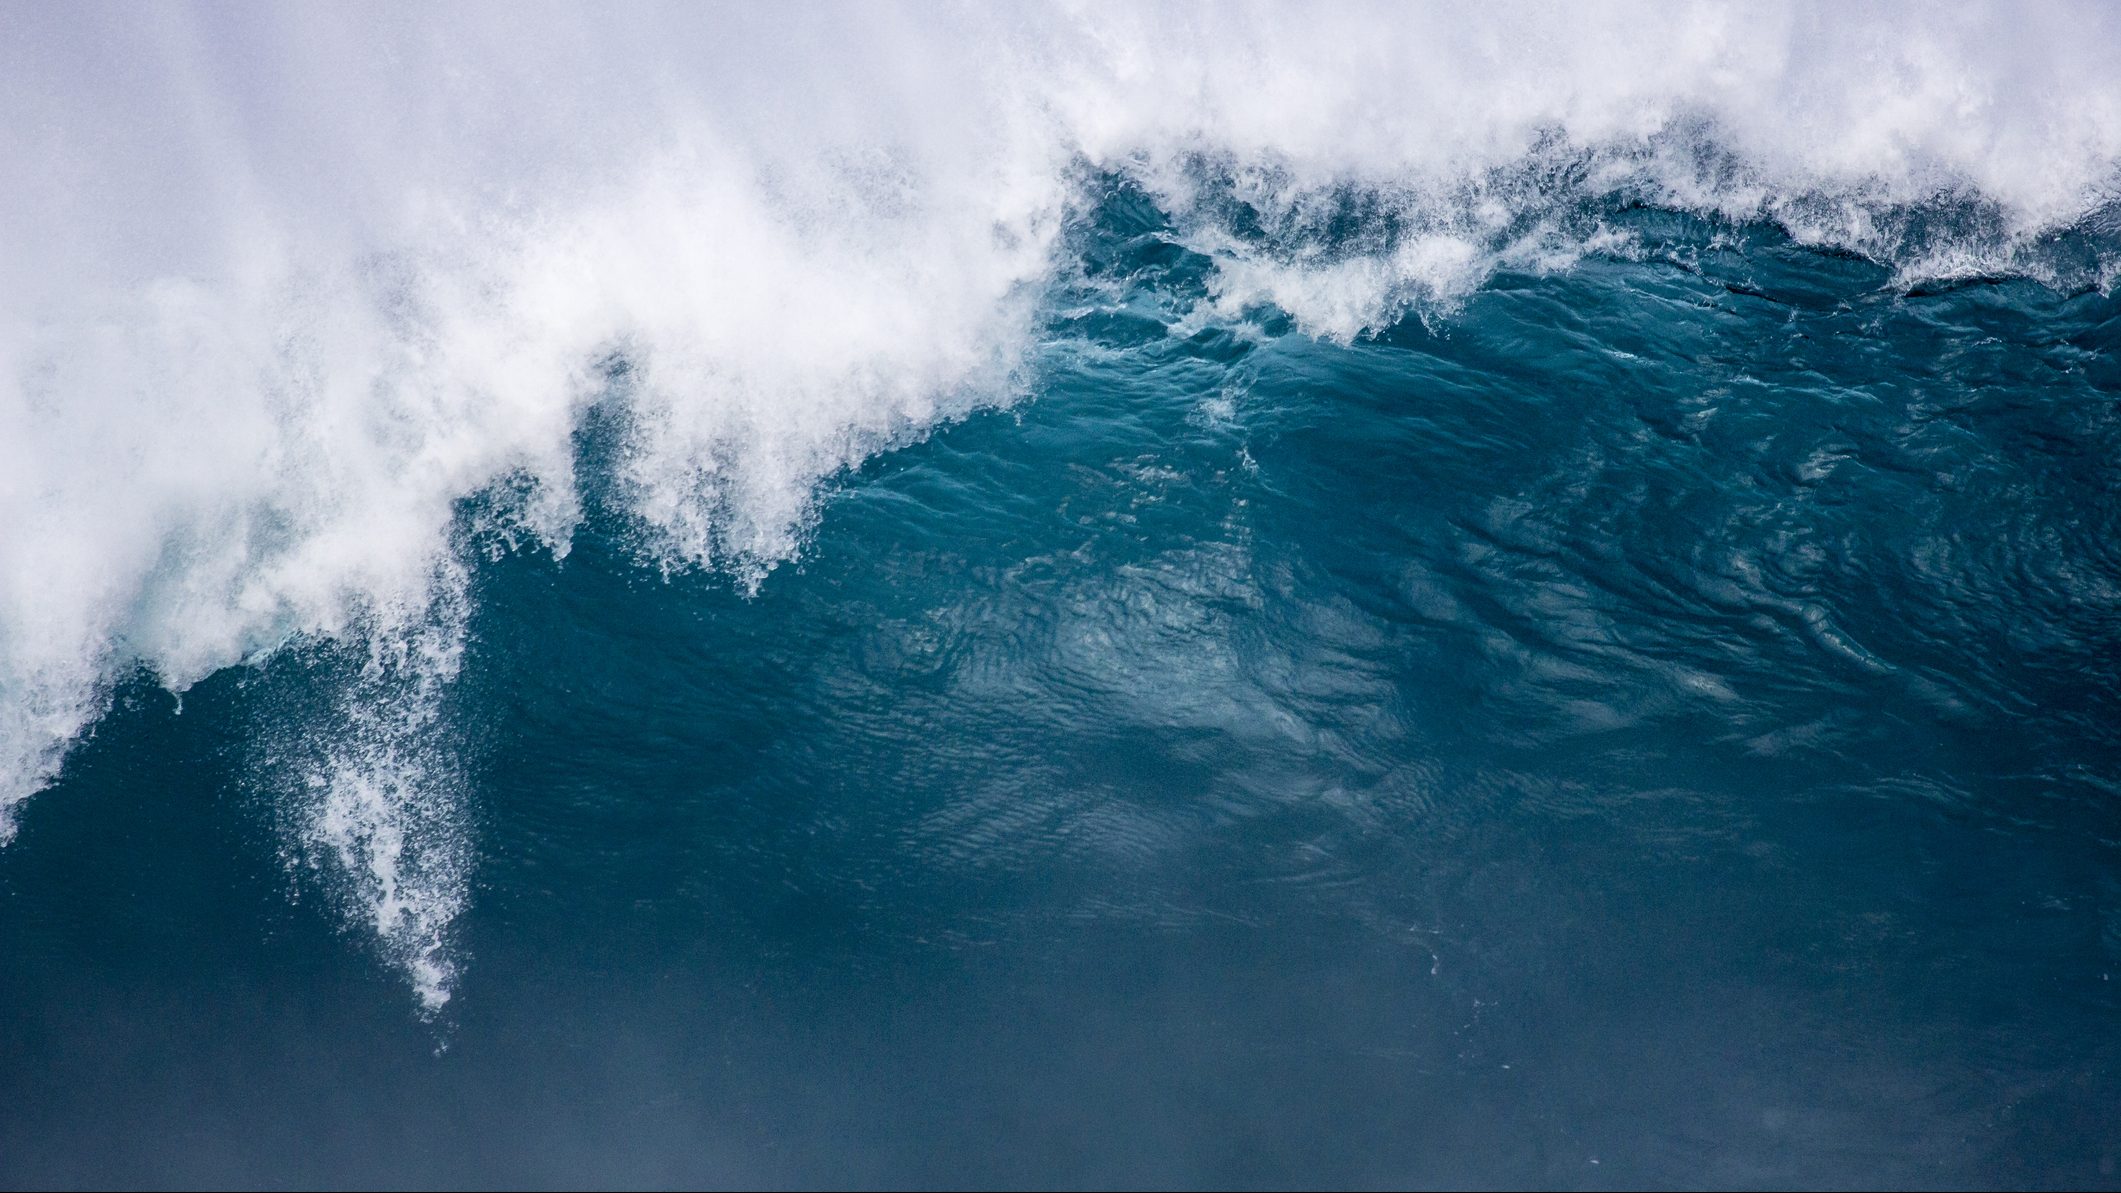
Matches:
[[5, 197, 2121, 1188]]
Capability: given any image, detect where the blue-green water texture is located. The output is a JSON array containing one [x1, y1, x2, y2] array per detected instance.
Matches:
[[6, 188, 2121, 1188]]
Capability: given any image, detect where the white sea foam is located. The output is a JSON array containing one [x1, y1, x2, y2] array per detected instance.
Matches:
[[4, 0, 2119, 1003]]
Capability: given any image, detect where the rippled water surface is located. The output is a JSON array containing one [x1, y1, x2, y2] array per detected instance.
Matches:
[[5, 191, 2119, 1186]]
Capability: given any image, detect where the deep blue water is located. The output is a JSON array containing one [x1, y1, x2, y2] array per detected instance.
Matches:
[[5, 194, 2121, 1188]]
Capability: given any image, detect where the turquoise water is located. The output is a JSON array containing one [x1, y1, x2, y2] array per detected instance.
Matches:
[[5, 182, 2120, 1185]]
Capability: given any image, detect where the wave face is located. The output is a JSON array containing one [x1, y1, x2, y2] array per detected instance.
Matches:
[[5, 2, 2121, 1009], [5, 5, 2121, 1184]]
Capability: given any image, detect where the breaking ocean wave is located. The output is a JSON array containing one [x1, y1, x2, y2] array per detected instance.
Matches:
[[4, 6, 2121, 1139]]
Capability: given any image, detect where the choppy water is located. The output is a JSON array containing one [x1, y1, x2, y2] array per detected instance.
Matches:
[[6, 4, 2121, 1187]]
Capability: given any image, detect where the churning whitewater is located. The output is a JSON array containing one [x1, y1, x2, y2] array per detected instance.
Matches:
[[5, 1, 2121, 1012]]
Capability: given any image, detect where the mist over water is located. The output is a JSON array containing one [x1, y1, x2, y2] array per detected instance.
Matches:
[[4, 2, 2121, 1185]]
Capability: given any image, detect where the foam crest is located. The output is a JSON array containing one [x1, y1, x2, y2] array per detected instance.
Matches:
[[5, 0, 2121, 1002]]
